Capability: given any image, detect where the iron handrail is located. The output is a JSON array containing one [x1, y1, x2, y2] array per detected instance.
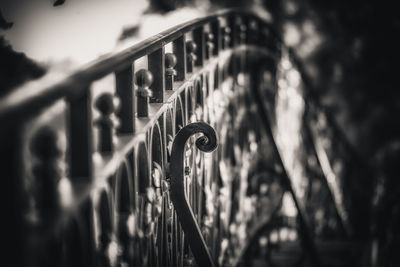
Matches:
[[0, 6, 366, 267], [0, 8, 273, 123], [1, 8, 285, 267]]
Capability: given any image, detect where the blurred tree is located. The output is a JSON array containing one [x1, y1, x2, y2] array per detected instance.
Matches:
[[148, 0, 191, 13], [0, 8, 13, 29], [53, 0, 66, 7], [279, 0, 400, 158], [267, 0, 400, 263], [0, 37, 46, 97]]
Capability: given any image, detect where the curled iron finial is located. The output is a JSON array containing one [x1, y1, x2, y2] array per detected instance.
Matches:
[[170, 122, 217, 267]]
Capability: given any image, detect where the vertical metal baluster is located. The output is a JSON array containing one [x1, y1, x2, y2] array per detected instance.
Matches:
[[158, 119, 169, 267], [81, 199, 96, 267], [164, 172, 173, 266], [239, 18, 247, 73], [247, 19, 258, 45], [30, 127, 61, 221], [135, 69, 153, 118], [180, 231, 185, 267], [262, 26, 270, 47], [214, 66, 219, 90], [115, 65, 135, 134], [0, 123, 26, 266], [98, 191, 113, 267], [228, 16, 239, 78], [211, 19, 221, 56], [149, 47, 165, 103], [159, 112, 170, 265], [205, 32, 215, 60], [171, 212, 177, 267], [153, 165, 162, 267], [173, 211, 181, 267], [173, 35, 187, 81], [222, 26, 231, 49], [159, 196, 168, 267], [244, 16, 250, 44], [193, 26, 205, 67], [68, 88, 93, 182], [197, 155, 203, 224], [212, 19, 221, 89], [186, 41, 197, 73], [257, 19, 265, 47], [238, 17, 247, 45], [221, 25, 231, 82], [116, 161, 135, 265], [165, 53, 177, 91], [94, 93, 118, 154]]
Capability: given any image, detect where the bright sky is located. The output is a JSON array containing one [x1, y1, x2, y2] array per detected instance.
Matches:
[[1, 0, 148, 65]]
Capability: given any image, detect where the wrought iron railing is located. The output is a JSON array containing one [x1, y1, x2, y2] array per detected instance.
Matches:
[[0, 7, 369, 267]]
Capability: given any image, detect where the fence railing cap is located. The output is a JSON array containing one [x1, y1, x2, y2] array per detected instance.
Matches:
[[0, 8, 273, 124]]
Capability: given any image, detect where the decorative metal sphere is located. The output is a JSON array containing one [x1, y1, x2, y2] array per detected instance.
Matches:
[[206, 33, 214, 41], [30, 126, 60, 159], [223, 26, 231, 34], [250, 20, 257, 30], [165, 53, 177, 68], [95, 93, 114, 115], [186, 41, 197, 53], [135, 69, 153, 88]]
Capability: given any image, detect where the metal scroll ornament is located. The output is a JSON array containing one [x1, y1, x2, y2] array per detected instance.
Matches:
[[170, 122, 218, 267]]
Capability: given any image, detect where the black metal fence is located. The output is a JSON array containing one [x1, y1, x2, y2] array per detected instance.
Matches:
[[0, 8, 364, 267]]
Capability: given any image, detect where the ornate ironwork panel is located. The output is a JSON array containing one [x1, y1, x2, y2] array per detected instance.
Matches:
[[0, 8, 366, 267]]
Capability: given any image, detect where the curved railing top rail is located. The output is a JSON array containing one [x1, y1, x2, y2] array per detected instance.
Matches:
[[0, 7, 273, 123]]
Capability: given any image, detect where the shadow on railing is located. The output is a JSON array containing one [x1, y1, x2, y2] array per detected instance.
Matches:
[[0, 7, 368, 267]]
